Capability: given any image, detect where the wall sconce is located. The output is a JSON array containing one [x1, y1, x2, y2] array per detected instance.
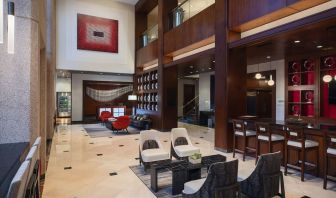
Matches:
[[7, 1, 14, 54]]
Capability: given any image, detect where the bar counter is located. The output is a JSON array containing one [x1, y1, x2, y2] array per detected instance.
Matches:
[[230, 117, 336, 177]]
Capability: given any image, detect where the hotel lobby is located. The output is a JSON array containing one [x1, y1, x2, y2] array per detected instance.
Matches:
[[1, 0, 336, 198]]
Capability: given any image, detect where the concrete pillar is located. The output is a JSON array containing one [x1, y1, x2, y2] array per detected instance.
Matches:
[[46, 0, 56, 140], [0, 0, 40, 144]]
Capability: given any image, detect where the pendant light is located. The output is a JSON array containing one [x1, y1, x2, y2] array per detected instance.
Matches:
[[255, 63, 262, 79], [7, 1, 14, 54], [267, 61, 275, 86]]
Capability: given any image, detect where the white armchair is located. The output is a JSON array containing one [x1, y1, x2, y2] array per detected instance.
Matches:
[[139, 130, 170, 170], [171, 128, 200, 160]]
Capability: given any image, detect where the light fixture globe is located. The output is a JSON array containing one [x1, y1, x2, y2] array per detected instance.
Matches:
[[267, 75, 275, 86], [323, 74, 332, 83], [255, 73, 262, 79]]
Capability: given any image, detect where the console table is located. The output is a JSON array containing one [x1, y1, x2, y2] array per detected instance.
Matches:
[[150, 154, 226, 195]]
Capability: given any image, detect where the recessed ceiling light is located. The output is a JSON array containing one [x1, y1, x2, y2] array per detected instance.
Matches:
[[266, 56, 271, 59], [317, 45, 323, 49], [195, 70, 198, 72], [212, 60, 215, 63], [190, 66, 194, 68], [190, 71, 193, 74], [209, 67, 212, 70], [294, 40, 301, 43]]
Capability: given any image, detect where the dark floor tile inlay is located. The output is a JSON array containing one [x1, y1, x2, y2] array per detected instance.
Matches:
[[135, 157, 140, 160], [64, 167, 72, 170], [119, 145, 124, 147], [134, 138, 139, 140], [195, 142, 200, 145], [109, 172, 118, 176], [63, 151, 69, 153], [301, 196, 311, 198], [163, 140, 168, 142], [89, 142, 94, 144], [200, 137, 204, 139], [97, 154, 103, 156]]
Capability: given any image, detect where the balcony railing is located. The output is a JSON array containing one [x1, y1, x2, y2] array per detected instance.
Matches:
[[170, 0, 215, 29], [140, 24, 158, 48]]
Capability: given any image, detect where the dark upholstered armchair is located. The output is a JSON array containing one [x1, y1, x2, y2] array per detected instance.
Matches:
[[240, 152, 285, 198], [182, 160, 240, 198]]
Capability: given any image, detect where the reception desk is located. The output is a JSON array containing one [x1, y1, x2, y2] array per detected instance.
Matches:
[[231, 117, 336, 177]]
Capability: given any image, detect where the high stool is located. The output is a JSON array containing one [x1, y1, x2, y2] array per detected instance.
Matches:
[[323, 131, 336, 189], [284, 125, 319, 181], [255, 122, 285, 164], [232, 119, 256, 161]]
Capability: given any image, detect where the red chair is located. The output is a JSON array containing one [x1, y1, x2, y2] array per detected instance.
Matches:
[[112, 116, 131, 133], [99, 111, 112, 123]]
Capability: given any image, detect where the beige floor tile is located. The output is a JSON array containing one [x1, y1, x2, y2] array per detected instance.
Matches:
[[42, 123, 336, 198]]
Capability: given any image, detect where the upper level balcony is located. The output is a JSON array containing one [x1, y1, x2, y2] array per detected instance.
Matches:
[[169, 0, 215, 30], [140, 24, 158, 48]]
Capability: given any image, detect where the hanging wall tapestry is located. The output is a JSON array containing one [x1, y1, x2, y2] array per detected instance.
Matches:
[[77, 14, 118, 53], [86, 85, 133, 102]]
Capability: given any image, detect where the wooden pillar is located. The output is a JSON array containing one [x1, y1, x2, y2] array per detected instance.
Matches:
[[215, 0, 247, 151], [158, 0, 178, 131]]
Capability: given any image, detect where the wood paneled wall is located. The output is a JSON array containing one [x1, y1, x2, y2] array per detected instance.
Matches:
[[136, 40, 158, 68], [229, 0, 330, 32], [164, 4, 215, 57], [82, 81, 133, 120]]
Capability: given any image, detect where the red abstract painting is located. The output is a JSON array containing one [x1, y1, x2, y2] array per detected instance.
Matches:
[[77, 14, 118, 53]]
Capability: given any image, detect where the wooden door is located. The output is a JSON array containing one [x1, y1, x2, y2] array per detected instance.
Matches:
[[256, 90, 272, 118]]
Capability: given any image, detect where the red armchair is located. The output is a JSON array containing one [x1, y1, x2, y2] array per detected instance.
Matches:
[[111, 116, 131, 133], [99, 111, 112, 123]]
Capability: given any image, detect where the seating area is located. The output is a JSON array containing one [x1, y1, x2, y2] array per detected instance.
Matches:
[[232, 119, 336, 190], [136, 128, 286, 197]]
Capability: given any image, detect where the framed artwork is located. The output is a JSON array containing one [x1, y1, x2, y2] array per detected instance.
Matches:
[[77, 14, 118, 53]]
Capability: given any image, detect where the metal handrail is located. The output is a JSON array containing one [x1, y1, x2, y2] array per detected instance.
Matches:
[[181, 95, 199, 109]]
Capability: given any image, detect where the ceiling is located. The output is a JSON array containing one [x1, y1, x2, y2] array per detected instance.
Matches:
[[113, 0, 139, 5], [175, 54, 215, 78], [244, 16, 336, 65]]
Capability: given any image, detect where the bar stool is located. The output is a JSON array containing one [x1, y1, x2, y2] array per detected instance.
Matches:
[[232, 119, 256, 161], [255, 122, 285, 164], [284, 125, 319, 181], [323, 131, 336, 189]]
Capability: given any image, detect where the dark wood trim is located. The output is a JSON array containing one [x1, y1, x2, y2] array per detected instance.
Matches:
[[164, 48, 215, 68], [229, 7, 336, 49]]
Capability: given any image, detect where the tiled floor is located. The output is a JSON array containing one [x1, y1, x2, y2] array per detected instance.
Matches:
[[42, 123, 336, 198]]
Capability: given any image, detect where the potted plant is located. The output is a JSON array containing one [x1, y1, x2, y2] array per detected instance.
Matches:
[[189, 153, 202, 164]]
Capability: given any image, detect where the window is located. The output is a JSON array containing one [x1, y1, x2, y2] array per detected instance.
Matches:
[[113, 108, 125, 117]]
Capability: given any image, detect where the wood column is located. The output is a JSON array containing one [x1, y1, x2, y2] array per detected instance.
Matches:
[[215, 0, 247, 151], [158, 0, 178, 131]]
